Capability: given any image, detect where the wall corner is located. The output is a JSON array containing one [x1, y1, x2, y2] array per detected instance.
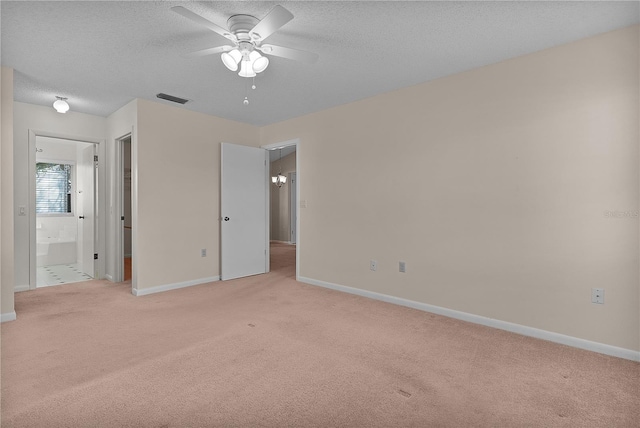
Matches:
[[1, 66, 16, 316]]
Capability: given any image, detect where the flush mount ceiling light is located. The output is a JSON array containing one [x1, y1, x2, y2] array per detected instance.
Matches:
[[172, 5, 318, 80], [53, 96, 69, 113], [271, 148, 287, 188]]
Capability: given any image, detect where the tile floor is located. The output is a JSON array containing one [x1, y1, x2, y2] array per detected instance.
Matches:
[[37, 264, 93, 287]]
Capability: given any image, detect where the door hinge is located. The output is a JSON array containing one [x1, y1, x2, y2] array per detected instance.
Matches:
[[94, 253, 98, 260], [94, 155, 98, 162], [121, 216, 125, 220]]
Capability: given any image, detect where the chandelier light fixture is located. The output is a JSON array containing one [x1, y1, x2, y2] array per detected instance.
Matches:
[[53, 96, 69, 113], [271, 148, 287, 188]]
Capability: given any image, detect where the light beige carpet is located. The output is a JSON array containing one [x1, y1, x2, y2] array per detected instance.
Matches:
[[1, 243, 638, 427]]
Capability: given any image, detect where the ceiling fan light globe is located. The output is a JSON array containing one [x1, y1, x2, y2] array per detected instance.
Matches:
[[238, 59, 256, 78], [221, 54, 237, 71], [253, 56, 269, 73], [221, 49, 242, 71]]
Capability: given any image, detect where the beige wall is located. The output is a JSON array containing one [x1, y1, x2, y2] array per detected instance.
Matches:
[[11, 96, 260, 293], [1, 67, 15, 317], [261, 26, 640, 351], [270, 151, 296, 242], [135, 99, 259, 290]]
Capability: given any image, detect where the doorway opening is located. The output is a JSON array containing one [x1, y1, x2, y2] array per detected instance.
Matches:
[[218, 139, 300, 282], [263, 139, 299, 279], [33, 136, 97, 287], [114, 134, 133, 284]]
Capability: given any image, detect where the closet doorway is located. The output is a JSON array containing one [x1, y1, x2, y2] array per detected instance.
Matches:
[[114, 134, 133, 283]]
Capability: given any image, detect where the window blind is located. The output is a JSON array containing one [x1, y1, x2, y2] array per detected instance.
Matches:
[[36, 163, 72, 214]]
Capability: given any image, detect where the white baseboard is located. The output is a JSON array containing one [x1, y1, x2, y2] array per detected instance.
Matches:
[[132, 276, 219, 297], [270, 240, 293, 245], [1, 311, 17, 322], [14, 284, 30, 292], [298, 276, 640, 362], [124, 253, 132, 258], [105, 274, 114, 282]]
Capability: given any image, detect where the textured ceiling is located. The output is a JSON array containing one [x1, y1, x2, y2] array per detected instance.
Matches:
[[1, 1, 638, 126]]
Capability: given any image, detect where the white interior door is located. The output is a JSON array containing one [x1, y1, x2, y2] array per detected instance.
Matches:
[[290, 172, 297, 244], [221, 143, 269, 280], [77, 145, 95, 277]]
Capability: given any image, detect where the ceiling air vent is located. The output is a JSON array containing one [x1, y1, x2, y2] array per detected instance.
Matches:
[[156, 93, 189, 105]]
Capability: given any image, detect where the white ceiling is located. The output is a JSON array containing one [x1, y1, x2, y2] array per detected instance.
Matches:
[[1, 1, 638, 127]]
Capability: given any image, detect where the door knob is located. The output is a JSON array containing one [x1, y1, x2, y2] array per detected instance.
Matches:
[[79, 216, 85, 219], [224, 217, 230, 221]]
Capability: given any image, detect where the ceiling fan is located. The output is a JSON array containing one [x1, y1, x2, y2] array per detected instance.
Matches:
[[172, 5, 319, 78]]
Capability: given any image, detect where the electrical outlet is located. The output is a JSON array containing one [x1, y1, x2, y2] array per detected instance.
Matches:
[[399, 261, 406, 273], [370, 260, 377, 271], [201, 249, 207, 257], [591, 288, 604, 304]]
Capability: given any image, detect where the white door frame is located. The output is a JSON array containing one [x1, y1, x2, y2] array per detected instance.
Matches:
[[289, 171, 297, 245], [28, 130, 106, 289], [78, 144, 97, 277], [262, 138, 300, 280], [113, 133, 133, 284]]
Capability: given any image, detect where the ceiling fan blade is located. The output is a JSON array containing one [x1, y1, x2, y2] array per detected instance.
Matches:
[[185, 45, 234, 57], [171, 6, 236, 41], [249, 5, 293, 41], [259, 44, 319, 64]]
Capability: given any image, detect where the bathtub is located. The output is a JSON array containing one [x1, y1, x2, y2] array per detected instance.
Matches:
[[36, 236, 77, 267]]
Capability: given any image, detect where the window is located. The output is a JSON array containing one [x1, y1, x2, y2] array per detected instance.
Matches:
[[36, 163, 72, 214]]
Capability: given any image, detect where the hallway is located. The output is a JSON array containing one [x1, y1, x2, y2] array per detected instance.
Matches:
[[269, 241, 295, 278]]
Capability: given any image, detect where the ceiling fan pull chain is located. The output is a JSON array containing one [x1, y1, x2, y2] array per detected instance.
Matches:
[[243, 76, 250, 105]]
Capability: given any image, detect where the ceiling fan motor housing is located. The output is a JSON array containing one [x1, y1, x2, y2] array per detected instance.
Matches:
[[228, 14, 260, 42]]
